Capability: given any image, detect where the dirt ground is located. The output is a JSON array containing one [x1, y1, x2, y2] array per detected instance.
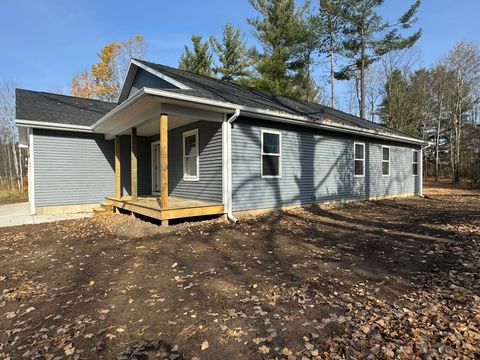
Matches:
[[0, 182, 478, 360]]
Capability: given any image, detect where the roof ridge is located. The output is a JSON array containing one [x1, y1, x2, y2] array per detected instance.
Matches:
[[16, 88, 116, 105]]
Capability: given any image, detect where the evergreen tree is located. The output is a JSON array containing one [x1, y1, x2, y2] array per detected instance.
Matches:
[[379, 69, 416, 134], [210, 23, 254, 82], [247, 0, 308, 98], [335, 0, 422, 119], [291, 13, 322, 102], [179, 35, 213, 76], [318, 0, 344, 108]]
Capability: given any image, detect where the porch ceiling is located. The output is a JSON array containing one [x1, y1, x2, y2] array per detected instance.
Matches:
[[93, 90, 225, 139]]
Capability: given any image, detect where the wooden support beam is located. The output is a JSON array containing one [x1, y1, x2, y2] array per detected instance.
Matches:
[[115, 135, 121, 199], [131, 128, 138, 201], [160, 113, 168, 209]]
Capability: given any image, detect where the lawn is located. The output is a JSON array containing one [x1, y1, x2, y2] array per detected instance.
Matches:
[[0, 182, 478, 359]]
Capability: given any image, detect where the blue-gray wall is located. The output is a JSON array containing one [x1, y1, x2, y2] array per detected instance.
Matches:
[[231, 117, 421, 212], [119, 134, 152, 197], [128, 68, 178, 99], [151, 120, 223, 203], [32, 129, 115, 207]]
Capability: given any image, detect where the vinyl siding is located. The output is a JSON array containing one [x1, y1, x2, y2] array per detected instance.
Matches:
[[128, 68, 178, 99], [32, 129, 115, 207], [151, 120, 223, 203], [231, 118, 421, 211], [119, 135, 152, 197]]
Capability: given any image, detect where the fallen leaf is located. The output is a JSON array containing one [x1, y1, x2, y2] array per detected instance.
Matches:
[[258, 345, 270, 354]]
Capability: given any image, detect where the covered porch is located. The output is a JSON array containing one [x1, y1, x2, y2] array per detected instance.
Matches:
[[95, 93, 229, 225]]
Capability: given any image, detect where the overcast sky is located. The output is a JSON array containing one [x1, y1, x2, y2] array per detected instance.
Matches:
[[1, 0, 479, 105]]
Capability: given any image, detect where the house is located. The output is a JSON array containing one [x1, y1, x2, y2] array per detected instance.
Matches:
[[15, 59, 426, 225]]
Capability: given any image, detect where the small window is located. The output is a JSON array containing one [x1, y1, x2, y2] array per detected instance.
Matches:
[[412, 149, 419, 176], [261, 130, 281, 177], [183, 129, 199, 181], [382, 146, 390, 176], [354, 142, 365, 177]]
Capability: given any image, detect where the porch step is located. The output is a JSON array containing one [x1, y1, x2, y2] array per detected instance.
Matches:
[[100, 201, 114, 210], [93, 200, 115, 216], [93, 207, 110, 216]]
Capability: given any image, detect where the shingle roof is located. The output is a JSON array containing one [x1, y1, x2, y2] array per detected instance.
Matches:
[[135, 59, 419, 141], [16, 89, 116, 126]]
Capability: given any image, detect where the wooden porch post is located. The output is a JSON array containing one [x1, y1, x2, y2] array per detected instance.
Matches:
[[115, 135, 121, 199], [131, 127, 138, 201], [160, 114, 168, 225]]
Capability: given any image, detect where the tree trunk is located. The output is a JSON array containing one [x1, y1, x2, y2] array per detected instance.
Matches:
[[6, 143, 13, 189], [18, 146, 23, 192], [435, 119, 440, 181], [329, 31, 335, 108], [11, 141, 20, 191]]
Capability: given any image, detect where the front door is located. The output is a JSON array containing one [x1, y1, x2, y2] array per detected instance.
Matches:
[[152, 143, 160, 193]]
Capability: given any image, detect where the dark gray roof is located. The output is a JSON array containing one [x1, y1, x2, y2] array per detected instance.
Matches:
[[136, 59, 419, 141], [16, 89, 116, 126]]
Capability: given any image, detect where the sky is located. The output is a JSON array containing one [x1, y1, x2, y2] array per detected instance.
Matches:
[[1, 0, 479, 99]]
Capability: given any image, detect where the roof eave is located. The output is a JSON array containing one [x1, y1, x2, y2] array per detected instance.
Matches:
[[15, 119, 93, 133]]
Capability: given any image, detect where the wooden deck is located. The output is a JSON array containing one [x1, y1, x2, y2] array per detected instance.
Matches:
[[105, 196, 225, 223]]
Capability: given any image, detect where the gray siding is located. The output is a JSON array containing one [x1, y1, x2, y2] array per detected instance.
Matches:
[[231, 118, 421, 211], [151, 121, 223, 203], [33, 129, 115, 207], [128, 68, 178, 99], [119, 135, 152, 197]]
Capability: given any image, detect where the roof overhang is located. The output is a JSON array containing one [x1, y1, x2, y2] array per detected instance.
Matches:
[[15, 119, 93, 133], [93, 87, 426, 146]]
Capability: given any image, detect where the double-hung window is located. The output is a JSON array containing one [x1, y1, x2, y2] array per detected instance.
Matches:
[[354, 142, 365, 177], [382, 146, 390, 176], [412, 149, 419, 176], [183, 129, 199, 181], [261, 130, 282, 177]]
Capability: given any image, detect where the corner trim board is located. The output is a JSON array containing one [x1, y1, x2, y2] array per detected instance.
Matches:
[[28, 128, 35, 215]]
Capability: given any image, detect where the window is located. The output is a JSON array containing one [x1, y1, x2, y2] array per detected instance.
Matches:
[[412, 149, 419, 176], [354, 142, 365, 177], [183, 129, 199, 181], [261, 130, 281, 177], [382, 146, 390, 176]]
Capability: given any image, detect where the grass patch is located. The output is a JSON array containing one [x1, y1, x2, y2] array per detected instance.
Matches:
[[0, 187, 28, 205]]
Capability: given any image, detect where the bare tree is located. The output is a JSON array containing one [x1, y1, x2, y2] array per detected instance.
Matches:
[[0, 81, 23, 192], [444, 42, 480, 183]]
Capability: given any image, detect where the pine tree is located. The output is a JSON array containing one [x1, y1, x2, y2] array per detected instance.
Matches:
[[335, 0, 422, 119], [379, 69, 416, 134], [179, 35, 214, 76], [247, 0, 308, 98], [291, 13, 322, 102], [210, 23, 253, 82], [318, 0, 344, 108]]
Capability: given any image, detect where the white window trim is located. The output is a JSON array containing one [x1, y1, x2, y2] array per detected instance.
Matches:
[[354, 142, 365, 178], [183, 128, 200, 181], [261, 129, 282, 178], [382, 145, 390, 177], [412, 149, 419, 176]]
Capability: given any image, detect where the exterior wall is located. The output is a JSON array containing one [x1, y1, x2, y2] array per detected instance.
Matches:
[[128, 68, 178, 99], [231, 117, 421, 212], [119, 135, 152, 197], [32, 129, 115, 207], [151, 120, 223, 203]]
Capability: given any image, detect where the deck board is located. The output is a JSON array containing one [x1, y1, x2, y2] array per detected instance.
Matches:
[[105, 196, 224, 222]]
